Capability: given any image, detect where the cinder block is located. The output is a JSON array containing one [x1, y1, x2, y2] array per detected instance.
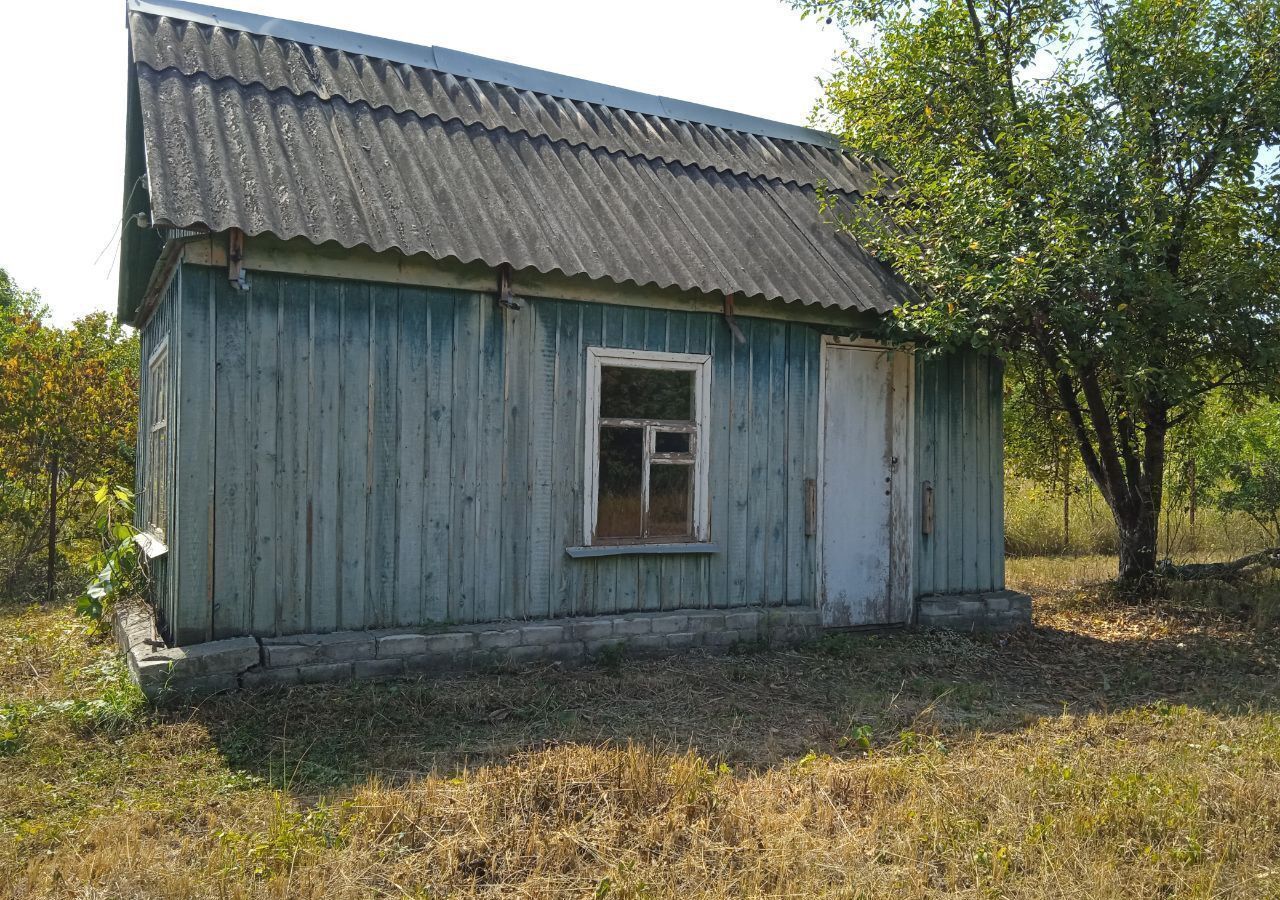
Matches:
[[611, 617, 652, 637], [354, 657, 405, 680], [476, 628, 522, 649], [650, 614, 689, 634], [724, 610, 763, 633], [585, 638, 626, 657], [241, 667, 303, 690], [170, 672, 239, 697], [571, 619, 616, 641], [422, 632, 477, 654], [521, 624, 566, 645], [702, 629, 746, 649], [377, 633, 429, 658], [263, 643, 319, 668], [503, 644, 553, 666], [787, 608, 822, 629], [685, 610, 726, 631], [544, 641, 586, 664], [297, 662, 354, 684], [625, 634, 668, 655], [402, 653, 452, 673], [664, 631, 702, 649]]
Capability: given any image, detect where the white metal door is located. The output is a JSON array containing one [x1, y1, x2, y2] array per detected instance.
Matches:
[[819, 341, 912, 626]]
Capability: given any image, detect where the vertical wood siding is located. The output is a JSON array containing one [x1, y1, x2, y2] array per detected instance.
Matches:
[[913, 351, 1006, 596], [168, 267, 822, 639], [150, 265, 1006, 642], [135, 271, 178, 638]]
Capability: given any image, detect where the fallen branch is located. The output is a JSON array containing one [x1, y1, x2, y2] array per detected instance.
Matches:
[[1156, 548, 1280, 582]]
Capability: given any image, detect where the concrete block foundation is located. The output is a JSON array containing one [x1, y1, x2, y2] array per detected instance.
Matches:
[[914, 590, 1032, 631], [112, 603, 825, 701]]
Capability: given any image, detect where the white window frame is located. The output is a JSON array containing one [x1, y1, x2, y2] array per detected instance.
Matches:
[[583, 347, 712, 546], [145, 334, 171, 541]]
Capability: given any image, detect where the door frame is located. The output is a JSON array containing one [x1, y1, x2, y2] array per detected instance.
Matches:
[[815, 335, 916, 626]]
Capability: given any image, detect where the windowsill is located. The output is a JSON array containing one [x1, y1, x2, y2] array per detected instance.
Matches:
[[565, 542, 720, 559]]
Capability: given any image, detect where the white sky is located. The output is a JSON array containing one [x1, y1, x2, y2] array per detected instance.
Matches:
[[0, 0, 846, 324]]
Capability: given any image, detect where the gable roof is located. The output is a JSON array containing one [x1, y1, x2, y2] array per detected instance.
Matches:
[[124, 0, 908, 313]]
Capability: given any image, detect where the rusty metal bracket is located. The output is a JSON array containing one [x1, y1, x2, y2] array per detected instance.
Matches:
[[496, 263, 522, 310], [723, 293, 746, 345], [227, 228, 249, 292]]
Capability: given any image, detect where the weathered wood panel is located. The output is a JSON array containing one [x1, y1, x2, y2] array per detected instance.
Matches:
[[912, 351, 1006, 597], [155, 265, 1003, 640]]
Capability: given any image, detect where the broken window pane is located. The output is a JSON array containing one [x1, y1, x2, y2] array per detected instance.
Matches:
[[596, 426, 643, 540], [648, 464, 692, 537], [600, 366, 693, 420]]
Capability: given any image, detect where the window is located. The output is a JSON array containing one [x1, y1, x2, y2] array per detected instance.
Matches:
[[584, 348, 711, 545], [144, 335, 170, 539]]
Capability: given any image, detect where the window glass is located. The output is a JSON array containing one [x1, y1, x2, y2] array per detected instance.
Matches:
[[600, 366, 693, 420], [648, 464, 692, 537], [596, 426, 644, 539], [654, 431, 691, 454]]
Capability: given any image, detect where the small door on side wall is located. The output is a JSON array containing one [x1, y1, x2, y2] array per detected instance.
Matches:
[[819, 340, 913, 626]]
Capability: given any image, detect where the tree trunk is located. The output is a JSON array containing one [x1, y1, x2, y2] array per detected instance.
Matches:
[[46, 453, 58, 605], [1115, 501, 1159, 581]]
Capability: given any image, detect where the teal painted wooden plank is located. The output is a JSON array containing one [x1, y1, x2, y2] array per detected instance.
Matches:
[[706, 315, 734, 610], [725, 319, 751, 608], [784, 324, 806, 605], [554, 302, 589, 616], [744, 320, 769, 604], [963, 353, 981, 592], [276, 279, 311, 635], [498, 302, 532, 620], [423, 291, 456, 624], [395, 288, 429, 626], [936, 354, 954, 595], [974, 354, 994, 591], [474, 299, 507, 621], [368, 287, 400, 627], [247, 275, 281, 636], [800, 328, 820, 606], [449, 295, 481, 624], [308, 280, 342, 632], [526, 299, 558, 619], [212, 277, 251, 638], [991, 357, 1006, 588], [336, 283, 370, 630], [766, 323, 790, 605], [173, 266, 215, 644]]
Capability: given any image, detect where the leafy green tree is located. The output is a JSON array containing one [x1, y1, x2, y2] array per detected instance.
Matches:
[[0, 290, 138, 599], [799, 0, 1280, 578]]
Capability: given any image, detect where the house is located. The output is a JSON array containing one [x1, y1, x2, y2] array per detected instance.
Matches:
[[114, 0, 1030, 695]]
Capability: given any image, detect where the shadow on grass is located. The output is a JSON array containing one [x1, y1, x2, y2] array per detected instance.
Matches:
[[181, 587, 1280, 793]]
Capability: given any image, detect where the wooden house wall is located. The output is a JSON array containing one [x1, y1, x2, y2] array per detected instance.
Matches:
[[163, 265, 823, 643], [913, 352, 1005, 596], [135, 269, 178, 635], [149, 263, 1007, 644]]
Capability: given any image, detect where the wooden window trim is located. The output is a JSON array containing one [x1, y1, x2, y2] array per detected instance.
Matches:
[[583, 347, 712, 547]]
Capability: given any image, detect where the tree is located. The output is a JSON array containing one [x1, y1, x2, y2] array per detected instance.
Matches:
[[0, 292, 138, 599], [798, 0, 1280, 579]]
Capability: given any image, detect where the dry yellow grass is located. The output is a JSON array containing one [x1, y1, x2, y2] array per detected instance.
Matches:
[[4, 558, 1280, 898]]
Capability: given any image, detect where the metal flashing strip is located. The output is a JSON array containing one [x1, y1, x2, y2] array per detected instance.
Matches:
[[125, 0, 843, 150]]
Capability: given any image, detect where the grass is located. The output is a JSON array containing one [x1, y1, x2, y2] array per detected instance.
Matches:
[[3, 558, 1280, 897]]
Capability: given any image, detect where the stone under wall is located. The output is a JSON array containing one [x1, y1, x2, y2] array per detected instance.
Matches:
[[114, 592, 1032, 701]]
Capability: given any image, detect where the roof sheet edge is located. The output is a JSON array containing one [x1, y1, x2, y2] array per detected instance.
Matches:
[[125, 0, 844, 150]]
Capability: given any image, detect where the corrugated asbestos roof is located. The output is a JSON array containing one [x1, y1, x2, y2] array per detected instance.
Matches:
[[126, 0, 908, 311]]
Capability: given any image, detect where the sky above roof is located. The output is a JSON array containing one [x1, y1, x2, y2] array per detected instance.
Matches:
[[0, 0, 846, 324]]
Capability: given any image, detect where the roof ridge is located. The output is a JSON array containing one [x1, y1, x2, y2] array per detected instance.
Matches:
[[125, 0, 845, 150], [138, 62, 872, 200]]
